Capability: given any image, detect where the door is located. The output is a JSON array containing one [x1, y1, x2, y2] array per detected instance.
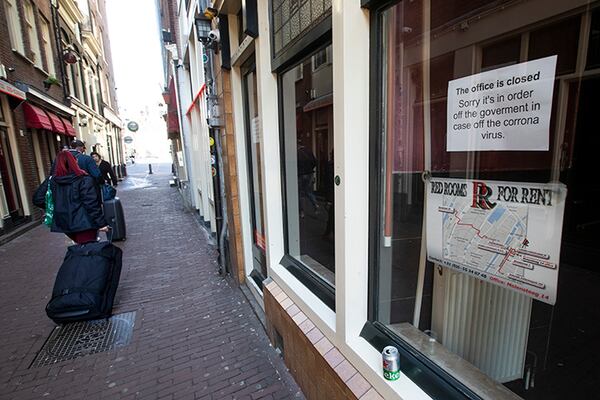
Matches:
[[242, 58, 267, 285], [0, 127, 24, 224]]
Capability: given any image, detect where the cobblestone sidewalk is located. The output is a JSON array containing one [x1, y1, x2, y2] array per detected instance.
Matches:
[[0, 163, 303, 400]]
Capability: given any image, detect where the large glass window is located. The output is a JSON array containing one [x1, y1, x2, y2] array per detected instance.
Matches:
[[23, 1, 41, 68], [371, 1, 600, 399], [281, 44, 335, 293], [243, 59, 268, 282], [39, 16, 55, 76]]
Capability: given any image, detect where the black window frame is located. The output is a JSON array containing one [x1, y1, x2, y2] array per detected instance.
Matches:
[[360, 1, 483, 398], [275, 31, 335, 311], [241, 56, 268, 288]]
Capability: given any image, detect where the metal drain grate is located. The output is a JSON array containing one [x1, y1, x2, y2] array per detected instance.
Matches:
[[31, 311, 136, 368]]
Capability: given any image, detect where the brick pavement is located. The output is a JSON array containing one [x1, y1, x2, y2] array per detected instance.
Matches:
[[0, 163, 304, 400]]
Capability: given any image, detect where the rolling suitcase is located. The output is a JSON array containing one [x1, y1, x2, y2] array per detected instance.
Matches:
[[46, 240, 123, 324], [104, 197, 126, 241]]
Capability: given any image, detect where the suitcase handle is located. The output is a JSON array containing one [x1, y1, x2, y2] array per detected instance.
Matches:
[[106, 226, 113, 243]]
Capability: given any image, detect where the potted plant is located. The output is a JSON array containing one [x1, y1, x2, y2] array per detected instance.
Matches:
[[43, 75, 60, 90]]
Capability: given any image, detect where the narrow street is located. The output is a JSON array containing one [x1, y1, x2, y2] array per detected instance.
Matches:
[[0, 163, 303, 400]]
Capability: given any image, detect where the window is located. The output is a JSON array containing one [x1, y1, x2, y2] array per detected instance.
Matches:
[[243, 60, 267, 284], [100, 73, 110, 108], [23, 1, 41, 67], [369, 1, 600, 399], [280, 44, 335, 304], [81, 62, 90, 105], [311, 46, 331, 71], [39, 17, 55, 75], [5, 0, 24, 54]]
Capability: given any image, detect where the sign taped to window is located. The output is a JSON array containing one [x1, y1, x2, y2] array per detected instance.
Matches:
[[426, 178, 566, 304], [447, 55, 557, 151]]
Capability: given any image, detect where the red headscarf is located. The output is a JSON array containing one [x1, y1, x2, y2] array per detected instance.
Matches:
[[55, 150, 88, 177]]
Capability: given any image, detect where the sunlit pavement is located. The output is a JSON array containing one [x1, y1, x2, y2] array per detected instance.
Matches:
[[0, 162, 303, 400]]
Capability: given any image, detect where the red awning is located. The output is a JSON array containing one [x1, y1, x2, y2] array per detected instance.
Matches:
[[59, 117, 77, 137], [303, 93, 333, 112], [46, 111, 67, 134], [167, 77, 180, 135], [22, 103, 53, 130]]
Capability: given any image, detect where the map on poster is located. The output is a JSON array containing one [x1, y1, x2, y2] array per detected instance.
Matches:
[[447, 55, 557, 152], [426, 178, 567, 304]]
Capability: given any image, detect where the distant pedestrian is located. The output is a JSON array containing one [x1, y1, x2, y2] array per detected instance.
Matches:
[[91, 152, 118, 187], [35, 150, 109, 244], [297, 143, 319, 217], [51, 139, 101, 182]]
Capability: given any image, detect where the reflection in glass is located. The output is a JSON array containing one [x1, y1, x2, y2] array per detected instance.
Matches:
[[244, 65, 267, 278], [282, 45, 335, 287], [375, 1, 600, 399]]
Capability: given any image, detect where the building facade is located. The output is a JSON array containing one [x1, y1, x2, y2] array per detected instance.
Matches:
[[164, 0, 600, 398], [0, 0, 124, 242]]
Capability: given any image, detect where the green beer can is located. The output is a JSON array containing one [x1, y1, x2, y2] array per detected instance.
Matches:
[[382, 346, 400, 381]]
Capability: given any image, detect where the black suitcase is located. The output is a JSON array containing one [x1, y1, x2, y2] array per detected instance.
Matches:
[[46, 241, 123, 324], [104, 197, 126, 241]]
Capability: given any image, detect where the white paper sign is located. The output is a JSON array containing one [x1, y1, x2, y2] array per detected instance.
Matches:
[[426, 178, 566, 305], [447, 56, 557, 152]]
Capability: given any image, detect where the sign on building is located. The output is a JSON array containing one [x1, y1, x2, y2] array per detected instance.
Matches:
[[447, 56, 557, 152], [426, 178, 566, 304]]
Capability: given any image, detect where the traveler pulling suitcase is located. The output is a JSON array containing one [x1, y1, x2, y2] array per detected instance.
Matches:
[[46, 238, 123, 324], [104, 197, 126, 241]]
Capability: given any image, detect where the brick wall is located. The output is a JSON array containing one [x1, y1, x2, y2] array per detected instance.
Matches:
[[215, 66, 246, 285], [263, 280, 384, 400]]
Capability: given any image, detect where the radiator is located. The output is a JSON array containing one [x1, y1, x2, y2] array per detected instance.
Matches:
[[438, 271, 532, 383]]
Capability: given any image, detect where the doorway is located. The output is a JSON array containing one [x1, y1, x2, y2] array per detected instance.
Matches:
[[0, 127, 24, 228]]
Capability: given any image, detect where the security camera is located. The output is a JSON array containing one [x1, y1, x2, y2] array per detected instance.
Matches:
[[208, 29, 220, 42]]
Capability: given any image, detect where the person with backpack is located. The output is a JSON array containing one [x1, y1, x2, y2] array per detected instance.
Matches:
[[34, 150, 109, 244]]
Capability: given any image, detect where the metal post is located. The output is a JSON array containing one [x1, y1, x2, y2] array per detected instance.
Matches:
[[148, 164, 153, 174]]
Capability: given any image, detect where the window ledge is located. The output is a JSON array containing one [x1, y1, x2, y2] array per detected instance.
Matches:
[[389, 324, 521, 400], [270, 262, 336, 336], [12, 49, 34, 65], [33, 65, 52, 78]]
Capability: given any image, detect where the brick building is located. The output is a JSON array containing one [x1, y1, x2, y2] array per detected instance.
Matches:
[[0, 0, 75, 238], [0, 0, 124, 241]]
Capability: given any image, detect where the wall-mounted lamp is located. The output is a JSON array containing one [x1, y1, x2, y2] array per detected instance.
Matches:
[[62, 45, 80, 64], [195, 15, 212, 43]]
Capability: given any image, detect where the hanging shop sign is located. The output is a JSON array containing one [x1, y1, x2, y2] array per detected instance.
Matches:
[[447, 55, 557, 152], [123, 136, 133, 144], [426, 177, 566, 305], [127, 121, 139, 132]]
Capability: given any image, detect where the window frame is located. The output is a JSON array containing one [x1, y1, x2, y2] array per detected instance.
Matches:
[[5, 0, 25, 55], [39, 16, 55, 76], [276, 38, 336, 311], [23, 0, 42, 68], [361, 1, 485, 398]]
